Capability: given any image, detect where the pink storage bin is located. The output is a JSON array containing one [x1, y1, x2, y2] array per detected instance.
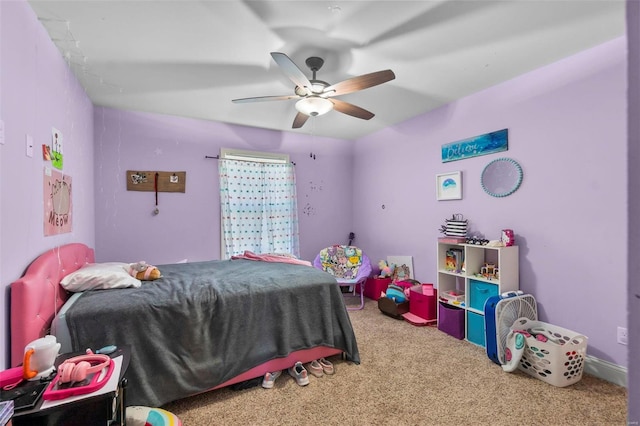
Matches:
[[409, 284, 437, 321], [363, 277, 392, 300]]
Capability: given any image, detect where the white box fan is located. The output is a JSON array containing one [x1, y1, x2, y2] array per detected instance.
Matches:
[[485, 291, 538, 365]]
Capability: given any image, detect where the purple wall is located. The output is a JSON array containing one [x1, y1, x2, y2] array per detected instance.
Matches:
[[0, 0, 634, 395], [93, 107, 354, 265], [354, 37, 628, 367], [0, 0, 95, 367], [627, 0, 639, 419]]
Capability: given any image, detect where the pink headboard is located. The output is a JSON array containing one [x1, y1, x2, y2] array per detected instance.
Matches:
[[10, 243, 94, 366]]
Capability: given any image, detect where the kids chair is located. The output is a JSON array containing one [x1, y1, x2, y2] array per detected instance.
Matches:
[[313, 245, 372, 310]]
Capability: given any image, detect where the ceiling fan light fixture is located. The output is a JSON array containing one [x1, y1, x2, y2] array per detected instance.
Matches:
[[295, 96, 334, 117], [311, 82, 328, 93]]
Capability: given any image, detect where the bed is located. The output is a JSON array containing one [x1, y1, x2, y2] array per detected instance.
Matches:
[[10, 243, 360, 407]]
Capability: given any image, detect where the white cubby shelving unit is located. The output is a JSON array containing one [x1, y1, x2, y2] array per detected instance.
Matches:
[[436, 241, 519, 346]]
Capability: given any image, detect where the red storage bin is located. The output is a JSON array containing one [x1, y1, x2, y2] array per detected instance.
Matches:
[[364, 277, 392, 300], [409, 284, 437, 321]]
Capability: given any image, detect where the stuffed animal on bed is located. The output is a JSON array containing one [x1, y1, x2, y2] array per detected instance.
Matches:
[[128, 261, 162, 281]]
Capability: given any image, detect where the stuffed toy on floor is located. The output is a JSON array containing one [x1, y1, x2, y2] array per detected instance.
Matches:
[[126, 406, 181, 426]]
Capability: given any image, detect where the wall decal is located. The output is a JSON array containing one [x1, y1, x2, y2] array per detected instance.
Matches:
[[308, 180, 324, 191], [44, 167, 72, 235], [302, 203, 316, 216], [441, 128, 508, 163], [51, 127, 64, 170]]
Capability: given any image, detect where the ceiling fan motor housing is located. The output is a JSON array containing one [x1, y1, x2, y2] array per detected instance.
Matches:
[[305, 56, 325, 72], [296, 56, 332, 116]]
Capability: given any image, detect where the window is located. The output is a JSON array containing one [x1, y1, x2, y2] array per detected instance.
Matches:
[[218, 149, 300, 259]]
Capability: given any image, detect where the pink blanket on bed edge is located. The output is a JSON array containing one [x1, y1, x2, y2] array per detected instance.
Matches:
[[231, 251, 312, 267]]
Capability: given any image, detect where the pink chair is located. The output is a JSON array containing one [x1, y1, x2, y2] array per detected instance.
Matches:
[[313, 245, 372, 310]]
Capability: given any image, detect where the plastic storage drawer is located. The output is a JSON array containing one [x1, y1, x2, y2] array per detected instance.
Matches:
[[438, 302, 464, 339], [466, 311, 486, 347], [469, 280, 498, 311]]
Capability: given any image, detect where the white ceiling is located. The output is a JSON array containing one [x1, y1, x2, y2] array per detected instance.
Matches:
[[28, 0, 625, 140]]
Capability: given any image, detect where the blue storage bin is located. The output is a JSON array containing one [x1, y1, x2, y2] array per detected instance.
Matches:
[[469, 280, 498, 311], [466, 311, 486, 347]]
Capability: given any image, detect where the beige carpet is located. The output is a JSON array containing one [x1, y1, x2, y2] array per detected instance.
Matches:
[[163, 299, 628, 425]]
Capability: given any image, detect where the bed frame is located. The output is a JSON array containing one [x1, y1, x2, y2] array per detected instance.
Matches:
[[10, 243, 341, 394]]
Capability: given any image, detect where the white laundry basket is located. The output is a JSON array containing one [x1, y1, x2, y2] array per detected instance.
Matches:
[[510, 318, 588, 387]]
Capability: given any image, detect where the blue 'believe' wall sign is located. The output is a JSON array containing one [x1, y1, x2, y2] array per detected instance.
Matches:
[[441, 128, 508, 163]]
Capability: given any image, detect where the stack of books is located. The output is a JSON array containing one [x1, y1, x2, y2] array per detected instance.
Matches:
[[444, 217, 468, 237], [0, 400, 13, 425], [438, 236, 467, 243], [445, 248, 464, 273]]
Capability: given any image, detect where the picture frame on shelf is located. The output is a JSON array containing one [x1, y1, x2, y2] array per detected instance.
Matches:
[[436, 171, 462, 201]]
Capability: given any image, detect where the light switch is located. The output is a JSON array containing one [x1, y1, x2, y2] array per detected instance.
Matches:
[[0, 119, 5, 145], [26, 134, 34, 157]]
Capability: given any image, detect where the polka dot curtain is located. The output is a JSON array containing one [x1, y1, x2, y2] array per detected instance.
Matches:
[[219, 159, 300, 259]]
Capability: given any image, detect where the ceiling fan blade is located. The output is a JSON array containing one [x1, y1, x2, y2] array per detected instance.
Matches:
[[232, 95, 299, 103], [323, 70, 396, 97], [271, 52, 312, 94], [292, 112, 310, 129], [331, 99, 375, 120]]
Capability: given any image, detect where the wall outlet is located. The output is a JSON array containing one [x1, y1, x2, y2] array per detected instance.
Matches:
[[617, 326, 628, 345]]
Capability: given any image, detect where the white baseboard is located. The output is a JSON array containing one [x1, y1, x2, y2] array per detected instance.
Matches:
[[584, 355, 627, 387]]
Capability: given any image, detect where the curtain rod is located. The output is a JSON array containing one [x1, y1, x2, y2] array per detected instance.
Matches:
[[205, 155, 296, 166]]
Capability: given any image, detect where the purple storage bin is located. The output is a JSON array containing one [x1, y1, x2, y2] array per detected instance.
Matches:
[[438, 302, 465, 339]]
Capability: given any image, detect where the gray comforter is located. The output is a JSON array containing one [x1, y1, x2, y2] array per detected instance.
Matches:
[[65, 259, 360, 407]]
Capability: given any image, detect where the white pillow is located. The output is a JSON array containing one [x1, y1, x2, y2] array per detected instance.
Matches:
[[60, 262, 142, 292]]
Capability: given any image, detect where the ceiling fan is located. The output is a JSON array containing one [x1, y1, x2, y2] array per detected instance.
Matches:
[[232, 52, 396, 129]]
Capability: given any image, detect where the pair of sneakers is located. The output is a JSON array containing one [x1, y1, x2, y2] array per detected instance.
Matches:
[[263, 358, 334, 388], [306, 358, 335, 378], [288, 361, 310, 386], [262, 362, 309, 388], [261, 370, 282, 389]]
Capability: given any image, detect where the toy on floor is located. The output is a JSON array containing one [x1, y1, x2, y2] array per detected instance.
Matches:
[[126, 406, 182, 426], [384, 284, 407, 303], [383, 280, 418, 303]]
